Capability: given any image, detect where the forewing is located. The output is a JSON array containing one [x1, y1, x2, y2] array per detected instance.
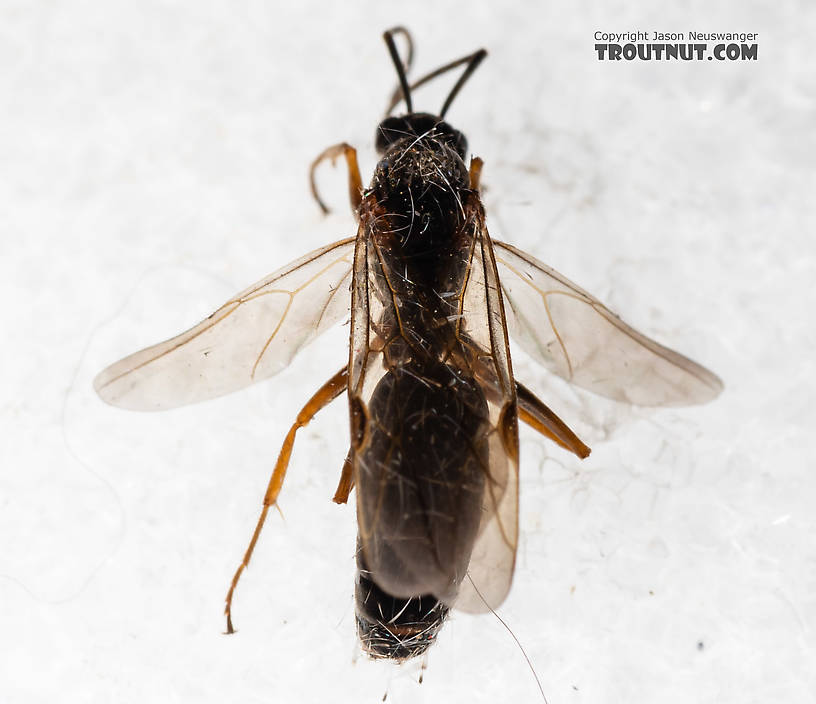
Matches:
[[95, 238, 355, 410], [453, 223, 519, 614], [493, 241, 723, 406]]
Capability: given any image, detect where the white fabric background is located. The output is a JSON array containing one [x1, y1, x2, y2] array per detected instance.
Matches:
[[2, 2, 813, 703]]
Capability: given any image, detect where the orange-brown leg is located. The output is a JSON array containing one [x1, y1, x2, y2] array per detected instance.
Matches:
[[516, 381, 591, 459], [469, 156, 484, 191], [309, 143, 363, 217], [224, 366, 348, 633], [332, 450, 354, 504]]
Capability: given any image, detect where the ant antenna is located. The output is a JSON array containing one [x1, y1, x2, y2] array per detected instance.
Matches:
[[383, 28, 414, 114], [439, 48, 486, 118], [382, 35, 488, 118]]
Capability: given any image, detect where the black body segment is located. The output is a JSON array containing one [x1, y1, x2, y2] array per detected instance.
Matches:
[[375, 113, 468, 158], [355, 541, 450, 660], [349, 113, 521, 657], [355, 357, 489, 601]]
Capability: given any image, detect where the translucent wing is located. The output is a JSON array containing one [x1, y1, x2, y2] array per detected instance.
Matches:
[[493, 241, 723, 407], [452, 224, 519, 615], [95, 238, 355, 410], [349, 204, 518, 615]]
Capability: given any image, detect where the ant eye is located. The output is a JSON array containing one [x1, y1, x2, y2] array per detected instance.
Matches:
[[375, 116, 408, 153]]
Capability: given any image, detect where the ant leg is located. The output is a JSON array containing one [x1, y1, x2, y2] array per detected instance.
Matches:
[[332, 449, 354, 504], [224, 366, 348, 634], [516, 381, 591, 459], [469, 156, 484, 191], [469, 352, 587, 457], [309, 143, 362, 217]]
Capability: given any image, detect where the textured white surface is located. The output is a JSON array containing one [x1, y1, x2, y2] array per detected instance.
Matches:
[[2, 2, 814, 703]]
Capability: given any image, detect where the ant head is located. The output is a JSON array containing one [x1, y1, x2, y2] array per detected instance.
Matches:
[[375, 30, 485, 159], [375, 113, 467, 158]]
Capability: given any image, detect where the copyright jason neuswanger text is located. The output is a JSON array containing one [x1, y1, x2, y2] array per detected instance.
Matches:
[[594, 31, 758, 61]]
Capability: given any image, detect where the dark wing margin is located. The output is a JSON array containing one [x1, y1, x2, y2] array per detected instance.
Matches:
[[95, 237, 355, 410], [493, 240, 723, 407], [453, 220, 519, 615]]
